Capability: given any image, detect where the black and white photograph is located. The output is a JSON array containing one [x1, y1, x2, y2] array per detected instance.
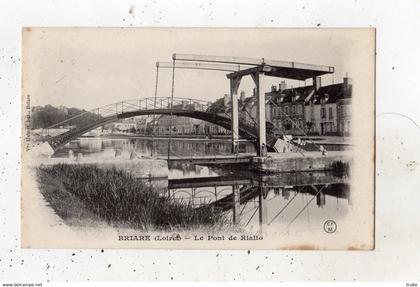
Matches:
[[3, 0, 420, 284], [21, 28, 375, 249]]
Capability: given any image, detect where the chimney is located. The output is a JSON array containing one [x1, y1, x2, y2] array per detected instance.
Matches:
[[313, 76, 321, 91], [343, 76, 353, 97], [240, 91, 246, 102], [271, 85, 277, 92], [223, 94, 230, 106], [279, 80, 287, 92]]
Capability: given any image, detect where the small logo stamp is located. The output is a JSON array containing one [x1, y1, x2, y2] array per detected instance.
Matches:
[[324, 220, 337, 233]]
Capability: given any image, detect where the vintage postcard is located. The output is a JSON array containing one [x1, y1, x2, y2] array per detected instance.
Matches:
[[21, 28, 375, 249]]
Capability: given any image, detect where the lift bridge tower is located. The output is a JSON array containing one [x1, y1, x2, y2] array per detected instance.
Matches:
[[159, 54, 334, 157]]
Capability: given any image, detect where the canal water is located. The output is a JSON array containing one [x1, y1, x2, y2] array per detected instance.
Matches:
[[53, 136, 256, 158], [53, 137, 352, 234]]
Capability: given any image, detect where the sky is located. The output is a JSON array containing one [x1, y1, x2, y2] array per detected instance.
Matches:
[[22, 28, 371, 110]]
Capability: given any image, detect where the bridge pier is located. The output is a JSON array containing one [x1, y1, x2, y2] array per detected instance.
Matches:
[[228, 66, 268, 157], [251, 71, 267, 157]]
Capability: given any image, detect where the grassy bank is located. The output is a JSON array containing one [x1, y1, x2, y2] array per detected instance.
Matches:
[[36, 164, 227, 230]]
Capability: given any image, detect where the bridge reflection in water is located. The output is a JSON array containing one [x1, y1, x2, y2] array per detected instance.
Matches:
[[53, 138, 351, 232], [165, 168, 350, 232]]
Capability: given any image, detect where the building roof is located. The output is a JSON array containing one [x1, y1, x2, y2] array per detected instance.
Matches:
[[267, 85, 315, 105], [311, 83, 345, 104], [267, 81, 351, 106]]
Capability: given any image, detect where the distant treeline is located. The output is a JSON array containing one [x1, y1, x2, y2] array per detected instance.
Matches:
[[31, 105, 100, 129]]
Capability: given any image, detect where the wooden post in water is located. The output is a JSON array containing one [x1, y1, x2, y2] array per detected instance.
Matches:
[[232, 184, 241, 224], [258, 184, 268, 227]]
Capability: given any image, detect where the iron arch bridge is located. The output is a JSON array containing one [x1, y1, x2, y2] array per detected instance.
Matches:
[[43, 97, 274, 151]]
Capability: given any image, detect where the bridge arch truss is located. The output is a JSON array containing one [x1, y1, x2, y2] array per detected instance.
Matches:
[[43, 97, 262, 151]]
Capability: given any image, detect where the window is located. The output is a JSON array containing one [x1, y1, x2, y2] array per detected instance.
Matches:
[[321, 107, 326, 119], [297, 105, 302, 114], [285, 106, 289, 115], [329, 107, 333, 119], [292, 106, 296, 114]]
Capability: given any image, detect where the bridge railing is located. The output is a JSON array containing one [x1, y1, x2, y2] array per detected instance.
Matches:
[[36, 95, 269, 151], [41, 97, 214, 139]]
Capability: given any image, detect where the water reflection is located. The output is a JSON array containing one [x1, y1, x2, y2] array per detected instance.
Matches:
[[53, 137, 255, 158], [53, 137, 352, 233], [166, 169, 351, 232]]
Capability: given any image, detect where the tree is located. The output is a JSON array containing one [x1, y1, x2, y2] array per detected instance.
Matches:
[[31, 105, 102, 129], [207, 98, 227, 114]]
